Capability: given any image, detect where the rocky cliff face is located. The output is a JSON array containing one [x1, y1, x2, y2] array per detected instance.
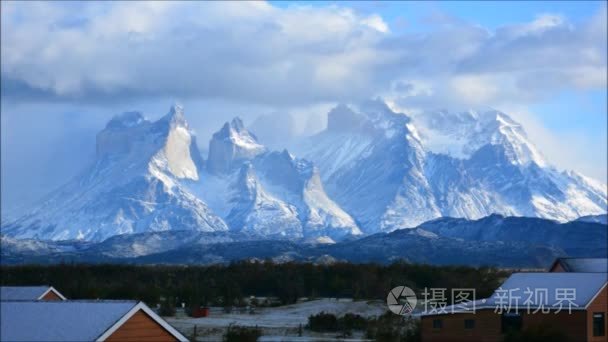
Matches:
[[207, 118, 266, 174], [297, 100, 607, 232], [2, 107, 361, 242], [2, 105, 227, 241], [2, 101, 606, 243], [195, 119, 362, 241]]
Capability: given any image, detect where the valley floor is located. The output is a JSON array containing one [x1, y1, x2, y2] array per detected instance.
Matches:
[[166, 298, 388, 341]]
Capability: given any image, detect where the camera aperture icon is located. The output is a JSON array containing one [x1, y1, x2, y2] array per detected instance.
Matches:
[[387, 286, 417, 315]]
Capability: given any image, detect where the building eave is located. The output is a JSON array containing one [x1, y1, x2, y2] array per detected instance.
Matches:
[[36, 286, 67, 301], [584, 282, 607, 310], [96, 302, 187, 342]]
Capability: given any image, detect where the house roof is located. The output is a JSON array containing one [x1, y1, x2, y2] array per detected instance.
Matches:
[[419, 272, 607, 316], [551, 258, 608, 273], [0, 300, 187, 341], [0, 286, 65, 301], [484, 272, 607, 308]]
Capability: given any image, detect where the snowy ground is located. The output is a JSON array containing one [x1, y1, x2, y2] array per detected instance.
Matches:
[[165, 298, 388, 341]]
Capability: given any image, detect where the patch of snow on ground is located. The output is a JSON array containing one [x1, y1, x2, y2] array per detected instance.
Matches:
[[166, 299, 388, 341]]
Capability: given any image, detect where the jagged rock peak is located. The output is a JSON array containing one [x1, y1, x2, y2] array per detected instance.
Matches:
[[412, 107, 547, 166], [215, 117, 252, 139], [163, 103, 188, 128], [105, 111, 146, 130], [207, 117, 266, 174], [327, 104, 367, 132], [230, 117, 246, 132], [326, 100, 412, 138]]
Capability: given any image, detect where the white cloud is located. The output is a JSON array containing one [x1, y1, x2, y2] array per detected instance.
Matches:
[[1, 2, 605, 108], [449, 74, 499, 105], [0, 1, 606, 193], [1, 2, 392, 104], [509, 14, 566, 37], [362, 14, 390, 33]]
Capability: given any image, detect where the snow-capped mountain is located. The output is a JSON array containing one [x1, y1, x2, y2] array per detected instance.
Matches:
[[411, 108, 547, 166], [206, 118, 266, 174], [2, 101, 605, 243], [2, 105, 228, 241], [1, 108, 360, 242], [296, 100, 607, 233], [192, 118, 361, 240], [295, 101, 441, 232]]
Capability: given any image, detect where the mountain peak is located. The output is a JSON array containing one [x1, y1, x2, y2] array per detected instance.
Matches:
[[410, 108, 547, 166], [485, 110, 547, 167], [97, 111, 150, 157], [5, 102, 607, 243], [230, 117, 246, 132], [105, 111, 146, 130], [327, 104, 367, 133], [207, 117, 266, 174], [98, 104, 201, 180], [163, 103, 187, 127], [171, 102, 184, 114], [326, 100, 411, 138], [280, 149, 294, 161], [161, 104, 201, 181], [215, 117, 249, 139], [476, 109, 522, 131]]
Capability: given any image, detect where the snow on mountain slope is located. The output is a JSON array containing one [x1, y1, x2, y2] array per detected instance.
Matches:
[[297, 100, 607, 232], [2, 105, 227, 241], [296, 101, 441, 233], [191, 118, 362, 240], [207, 118, 266, 174], [411, 109, 547, 167], [2, 101, 605, 243], [420, 110, 607, 222]]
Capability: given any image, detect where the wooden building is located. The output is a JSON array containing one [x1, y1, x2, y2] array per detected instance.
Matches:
[[0, 300, 187, 341], [549, 258, 608, 273], [420, 273, 607, 342], [0, 285, 66, 301]]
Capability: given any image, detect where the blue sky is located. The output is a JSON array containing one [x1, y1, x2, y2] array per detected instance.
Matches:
[[270, 1, 607, 140], [272, 1, 603, 27], [531, 89, 606, 135], [1, 1, 607, 210]]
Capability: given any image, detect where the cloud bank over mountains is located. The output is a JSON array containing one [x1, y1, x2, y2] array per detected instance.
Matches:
[[1, 1, 606, 211], [2, 2, 605, 106]]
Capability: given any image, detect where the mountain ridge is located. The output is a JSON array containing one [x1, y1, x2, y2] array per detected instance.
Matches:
[[194, 118, 362, 240], [2, 214, 605, 267], [2, 104, 228, 241], [296, 100, 607, 232], [2, 101, 606, 243]]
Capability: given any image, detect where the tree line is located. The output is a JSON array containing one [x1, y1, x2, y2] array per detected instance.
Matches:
[[0, 261, 509, 307]]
